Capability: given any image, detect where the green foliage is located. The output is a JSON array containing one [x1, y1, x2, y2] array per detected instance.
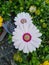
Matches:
[[45, 55, 49, 60]]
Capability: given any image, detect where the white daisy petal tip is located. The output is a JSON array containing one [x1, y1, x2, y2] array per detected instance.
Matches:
[[23, 48, 29, 53], [12, 32, 14, 34], [14, 17, 17, 21], [40, 33, 42, 37]]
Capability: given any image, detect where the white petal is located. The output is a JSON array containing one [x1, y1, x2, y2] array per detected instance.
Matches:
[[14, 28, 23, 35], [23, 23, 28, 32], [12, 33, 21, 40], [27, 43, 36, 52], [23, 44, 29, 53], [14, 42, 20, 49], [32, 32, 42, 38], [31, 41, 40, 48], [19, 43, 25, 51], [25, 13, 32, 20], [14, 21, 18, 25], [28, 23, 37, 32], [17, 13, 22, 17], [32, 38, 42, 44], [35, 33, 42, 37], [14, 17, 17, 21]]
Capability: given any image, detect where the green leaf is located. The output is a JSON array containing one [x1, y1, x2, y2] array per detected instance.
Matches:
[[45, 55, 49, 60]]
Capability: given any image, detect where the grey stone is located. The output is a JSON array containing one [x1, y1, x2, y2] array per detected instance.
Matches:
[[0, 29, 7, 41], [3, 20, 16, 34]]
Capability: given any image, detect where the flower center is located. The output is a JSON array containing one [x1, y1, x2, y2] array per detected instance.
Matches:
[[20, 19, 27, 24], [23, 33, 32, 42]]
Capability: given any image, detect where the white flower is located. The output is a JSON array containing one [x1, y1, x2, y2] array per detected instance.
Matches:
[[14, 12, 32, 25], [29, 6, 36, 13], [14, 12, 32, 30], [12, 23, 42, 53]]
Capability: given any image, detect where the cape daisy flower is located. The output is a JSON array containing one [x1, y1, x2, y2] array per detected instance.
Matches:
[[12, 23, 42, 53], [14, 12, 32, 29]]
